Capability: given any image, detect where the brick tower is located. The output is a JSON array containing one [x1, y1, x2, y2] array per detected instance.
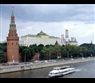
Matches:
[[7, 6, 19, 63]]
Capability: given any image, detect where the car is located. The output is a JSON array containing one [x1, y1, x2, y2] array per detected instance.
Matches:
[[34, 60, 39, 63], [44, 60, 48, 63]]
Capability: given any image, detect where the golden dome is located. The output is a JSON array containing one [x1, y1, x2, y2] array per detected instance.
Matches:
[[71, 36, 74, 39], [61, 34, 64, 36], [65, 27, 68, 31]]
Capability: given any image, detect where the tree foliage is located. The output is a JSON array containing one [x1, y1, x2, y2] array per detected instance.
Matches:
[[0, 42, 95, 62]]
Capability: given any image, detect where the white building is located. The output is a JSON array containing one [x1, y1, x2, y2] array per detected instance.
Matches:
[[19, 30, 62, 46], [61, 27, 78, 46]]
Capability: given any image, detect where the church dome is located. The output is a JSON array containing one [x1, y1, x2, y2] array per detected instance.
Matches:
[[61, 34, 64, 36], [65, 27, 68, 31], [71, 36, 74, 39]]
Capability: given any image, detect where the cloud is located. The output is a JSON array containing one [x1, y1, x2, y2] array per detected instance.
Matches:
[[1, 4, 94, 23], [1, 16, 94, 45], [0, 4, 94, 45]]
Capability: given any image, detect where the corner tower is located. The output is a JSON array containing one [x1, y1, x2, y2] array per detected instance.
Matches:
[[7, 6, 19, 63]]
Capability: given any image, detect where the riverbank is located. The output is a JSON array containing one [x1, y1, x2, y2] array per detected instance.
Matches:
[[0, 57, 95, 74], [31, 57, 95, 69]]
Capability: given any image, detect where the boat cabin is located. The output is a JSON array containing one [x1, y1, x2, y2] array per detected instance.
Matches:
[[53, 65, 70, 70]]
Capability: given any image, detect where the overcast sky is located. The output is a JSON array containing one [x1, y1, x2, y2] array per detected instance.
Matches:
[[0, 4, 95, 45]]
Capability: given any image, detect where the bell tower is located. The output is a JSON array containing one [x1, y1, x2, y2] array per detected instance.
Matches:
[[7, 6, 19, 63]]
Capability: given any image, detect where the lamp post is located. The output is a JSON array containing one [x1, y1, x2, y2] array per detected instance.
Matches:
[[56, 51, 58, 60], [91, 54, 92, 57], [24, 52, 26, 63], [70, 51, 73, 60], [8, 50, 14, 62], [82, 51, 84, 59], [12, 55, 14, 62], [38, 53, 40, 61], [49, 53, 51, 62]]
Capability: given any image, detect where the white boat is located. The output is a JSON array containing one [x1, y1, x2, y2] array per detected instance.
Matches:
[[48, 65, 75, 78]]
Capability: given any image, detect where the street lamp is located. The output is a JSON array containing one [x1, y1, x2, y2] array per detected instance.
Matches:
[[24, 52, 26, 63], [56, 51, 58, 60], [70, 51, 73, 60], [49, 53, 51, 62], [12, 55, 14, 62], [82, 51, 84, 59], [91, 54, 92, 57], [38, 53, 40, 61], [8, 50, 14, 62]]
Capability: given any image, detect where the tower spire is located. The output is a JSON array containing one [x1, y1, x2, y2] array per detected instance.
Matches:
[[10, 6, 16, 30], [11, 6, 14, 16]]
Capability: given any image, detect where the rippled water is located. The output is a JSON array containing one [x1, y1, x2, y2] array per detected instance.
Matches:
[[0, 61, 95, 78]]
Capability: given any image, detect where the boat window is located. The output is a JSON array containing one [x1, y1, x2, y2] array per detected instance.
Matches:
[[53, 68, 60, 70], [60, 67, 68, 69], [54, 69, 59, 70], [61, 68, 66, 69]]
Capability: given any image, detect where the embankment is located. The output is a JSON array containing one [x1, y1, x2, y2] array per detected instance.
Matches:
[[0, 57, 95, 74], [32, 57, 95, 69]]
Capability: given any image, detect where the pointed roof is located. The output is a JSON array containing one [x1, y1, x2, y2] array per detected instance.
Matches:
[[10, 6, 16, 30], [37, 30, 48, 36], [55, 41, 59, 46], [11, 6, 14, 16]]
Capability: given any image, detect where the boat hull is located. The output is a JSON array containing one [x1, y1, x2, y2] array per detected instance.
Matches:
[[48, 69, 75, 78]]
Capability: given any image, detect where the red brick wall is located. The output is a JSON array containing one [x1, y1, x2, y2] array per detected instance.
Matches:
[[5, 52, 22, 62], [32, 53, 40, 60]]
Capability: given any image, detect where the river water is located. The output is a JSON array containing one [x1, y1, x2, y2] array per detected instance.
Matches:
[[0, 61, 95, 78]]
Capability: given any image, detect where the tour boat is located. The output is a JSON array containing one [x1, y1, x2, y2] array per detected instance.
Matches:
[[48, 65, 75, 78]]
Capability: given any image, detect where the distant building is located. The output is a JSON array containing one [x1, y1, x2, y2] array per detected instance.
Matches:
[[61, 27, 78, 46], [19, 30, 62, 46], [19, 27, 78, 46]]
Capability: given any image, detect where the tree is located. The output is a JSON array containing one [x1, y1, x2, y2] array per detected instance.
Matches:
[[29, 47, 35, 59], [0, 50, 6, 63], [22, 48, 31, 62]]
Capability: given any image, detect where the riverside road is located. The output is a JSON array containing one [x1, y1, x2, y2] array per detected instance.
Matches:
[[0, 57, 95, 78]]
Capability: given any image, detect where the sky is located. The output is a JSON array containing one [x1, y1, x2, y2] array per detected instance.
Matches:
[[0, 4, 95, 45]]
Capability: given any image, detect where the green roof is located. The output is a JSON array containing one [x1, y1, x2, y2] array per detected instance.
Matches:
[[37, 30, 48, 36], [22, 30, 60, 39]]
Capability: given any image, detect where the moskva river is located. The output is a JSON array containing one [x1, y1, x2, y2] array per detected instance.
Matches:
[[0, 61, 95, 78]]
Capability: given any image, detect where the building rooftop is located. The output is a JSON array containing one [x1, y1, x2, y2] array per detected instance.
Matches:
[[37, 30, 48, 36], [21, 30, 60, 39]]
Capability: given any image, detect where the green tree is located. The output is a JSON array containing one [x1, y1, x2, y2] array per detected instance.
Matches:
[[0, 49, 6, 63], [22, 48, 31, 62]]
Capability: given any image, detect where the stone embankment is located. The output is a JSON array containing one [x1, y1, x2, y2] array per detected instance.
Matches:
[[31, 57, 95, 69], [0, 57, 95, 74], [0, 64, 32, 74]]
